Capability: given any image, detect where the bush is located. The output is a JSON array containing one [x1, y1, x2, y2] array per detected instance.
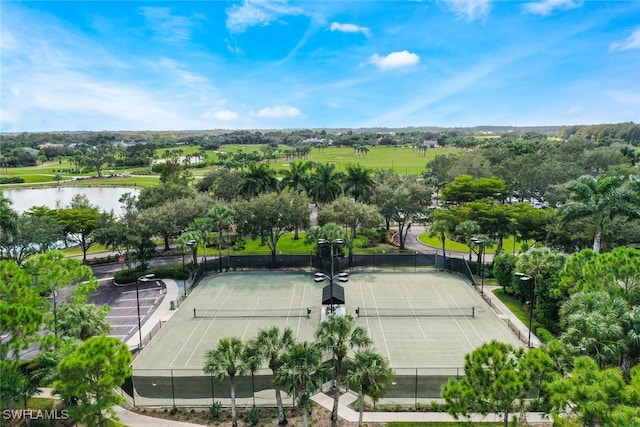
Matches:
[[209, 401, 222, 419], [244, 407, 260, 426], [492, 253, 518, 290], [0, 177, 25, 184]]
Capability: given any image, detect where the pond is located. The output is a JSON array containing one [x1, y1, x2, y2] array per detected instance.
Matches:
[[2, 187, 140, 215]]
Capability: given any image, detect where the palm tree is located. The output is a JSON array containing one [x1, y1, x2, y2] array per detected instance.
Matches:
[[247, 327, 295, 425], [343, 164, 374, 203], [429, 219, 454, 259], [240, 163, 278, 198], [281, 161, 312, 193], [203, 337, 248, 427], [309, 163, 343, 205], [56, 303, 111, 341], [559, 175, 640, 253], [561, 291, 628, 369], [207, 204, 234, 273], [316, 314, 372, 424], [274, 342, 329, 427], [189, 217, 213, 271], [344, 349, 394, 427]]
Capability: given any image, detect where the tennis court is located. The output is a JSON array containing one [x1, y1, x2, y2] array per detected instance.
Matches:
[[133, 271, 522, 371]]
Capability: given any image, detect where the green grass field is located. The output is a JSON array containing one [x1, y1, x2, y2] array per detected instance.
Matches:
[[418, 233, 528, 255], [1, 145, 458, 187]]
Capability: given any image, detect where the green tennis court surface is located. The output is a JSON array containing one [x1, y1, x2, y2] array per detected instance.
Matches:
[[133, 271, 522, 371]]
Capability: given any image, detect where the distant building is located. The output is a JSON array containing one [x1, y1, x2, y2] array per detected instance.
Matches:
[[422, 140, 440, 148]]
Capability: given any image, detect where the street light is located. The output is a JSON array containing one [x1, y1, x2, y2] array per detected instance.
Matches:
[[470, 238, 485, 295], [515, 272, 535, 348], [136, 273, 156, 349], [182, 240, 196, 298], [316, 239, 348, 311]]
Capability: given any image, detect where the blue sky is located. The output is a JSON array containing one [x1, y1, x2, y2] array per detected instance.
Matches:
[[1, 1, 639, 132]]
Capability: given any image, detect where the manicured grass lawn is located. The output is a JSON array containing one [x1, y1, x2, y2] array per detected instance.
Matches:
[[492, 287, 530, 326], [418, 234, 528, 255]]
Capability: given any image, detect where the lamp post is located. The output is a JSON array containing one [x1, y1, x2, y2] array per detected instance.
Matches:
[[182, 240, 196, 298], [136, 273, 156, 349], [470, 238, 485, 295], [515, 272, 535, 348], [316, 239, 349, 311]]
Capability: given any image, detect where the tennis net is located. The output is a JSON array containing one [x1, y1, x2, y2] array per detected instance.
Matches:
[[193, 307, 312, 319], [355, 306, 475, 318]]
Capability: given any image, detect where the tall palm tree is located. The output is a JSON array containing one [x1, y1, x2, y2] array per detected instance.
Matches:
[[343, 164, 374, 203], [240, 163, 278, 198], [189, 217, 213, 270], [559, 175, 640, 253], [247, 327, 295, 425], [274, 342, 329, 427], [281, 161, 312, 193], [309, 163, 343, 205], [344, 349, 394, 427], [56, 303, 111, 341], [203, 337, 248, 427], [316, 314, 372, 424], [207, 204, 235, 273]]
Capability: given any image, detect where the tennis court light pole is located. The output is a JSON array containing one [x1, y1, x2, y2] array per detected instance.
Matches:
[[136, 273, 156, 349], [470, 238, 485, 295], [515, 272, 535, 348], [182, 239, 196, 298]]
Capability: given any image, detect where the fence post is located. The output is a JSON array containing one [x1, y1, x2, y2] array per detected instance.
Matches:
[[131, 376, 136, 407], [171, 369, 176, 407], [415, 368, 418, 407], [252, 372, 256, 408], [211, 372, 215, 405]]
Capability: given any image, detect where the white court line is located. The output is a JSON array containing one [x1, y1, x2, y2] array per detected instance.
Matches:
[[241, 299, 262, 339], [406, 297, 430, 344], [362, 282, 392, 363], [438, 280, 484, 342], [430, 283, 475, 349]]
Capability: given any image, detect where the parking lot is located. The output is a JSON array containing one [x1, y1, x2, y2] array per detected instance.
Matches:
[[88, 278, 165, 343]]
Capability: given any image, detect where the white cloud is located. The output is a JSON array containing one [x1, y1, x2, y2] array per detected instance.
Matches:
[[444, 0, 491, 21], [607, 90, 640, 105], [138, 7, 205, 42], [610, 28, 640, 52], [225, 0, 304, 34], [370, 51, 420, 70], [523, 0, 582, 16], [203, 109, 239, 121], [255, 105, 302, 118], [329, 22, 371, 37]]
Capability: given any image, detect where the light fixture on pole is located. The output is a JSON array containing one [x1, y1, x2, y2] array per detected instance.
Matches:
[[136, 273, 156, 349], [515, 272, 535, 348], [182, 240, 196, 298], [470, 237, 485, 295], [316, 239, 348, 311]]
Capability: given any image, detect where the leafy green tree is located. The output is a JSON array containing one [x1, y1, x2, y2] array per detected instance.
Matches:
[[136, 182, 193, 210], [548, 357, 640, 426], [559, 175, 640, 253], [0, 191, 18, 240], [442, 340, 554, 427], [343, 164, 374, 203], [55, 206, 102, 263], [203, 337, 248, 427], [373, 175, 432, 249], [344, 349, 394, 427], [0, 212, 65, 265], [492, 252, 518, 291], [509, 202, 550, 243], [53, 336, 132, 427], [316, 314, 372, 424], [274, 342, 329, 427], [235, 189, 310, 264], [318, 197, 382, 266], [247, 327, 295, 426], [80, 140, 115, 177], [441, 175, 509, 204]]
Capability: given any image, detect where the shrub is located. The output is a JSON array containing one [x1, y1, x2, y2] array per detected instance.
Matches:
[[209, 401, 222, 419], [244, 407, 260, 426]]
